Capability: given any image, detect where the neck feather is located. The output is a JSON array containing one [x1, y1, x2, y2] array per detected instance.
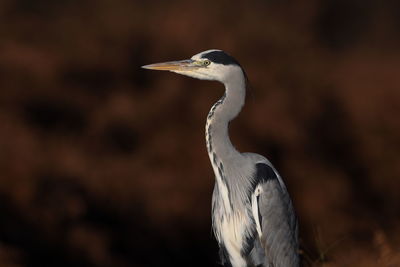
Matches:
[[205, 72, 246, 166]]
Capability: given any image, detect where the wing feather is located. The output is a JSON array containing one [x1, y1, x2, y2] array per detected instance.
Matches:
[[252, 163, 299, 267]]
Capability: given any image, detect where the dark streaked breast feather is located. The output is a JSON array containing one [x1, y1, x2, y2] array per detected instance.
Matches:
[[219, 244, 233, 267]]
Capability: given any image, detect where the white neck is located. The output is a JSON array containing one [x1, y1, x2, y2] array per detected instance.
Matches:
[[205, 71, 246, 166]]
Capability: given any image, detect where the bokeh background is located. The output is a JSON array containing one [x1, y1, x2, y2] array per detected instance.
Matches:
[[1, 0, 400, 266]]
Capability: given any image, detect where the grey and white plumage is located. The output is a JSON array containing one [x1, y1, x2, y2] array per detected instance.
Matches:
[[142, 49, 299, 267]]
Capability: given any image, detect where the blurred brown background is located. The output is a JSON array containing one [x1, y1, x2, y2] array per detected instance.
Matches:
[[1, 0, 400, 266]]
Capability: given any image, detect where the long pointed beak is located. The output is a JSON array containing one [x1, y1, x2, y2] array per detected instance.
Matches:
[[141, 59, 197, 71]]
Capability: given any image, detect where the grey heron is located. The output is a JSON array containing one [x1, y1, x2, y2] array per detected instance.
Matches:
[[142, 49, 299, 267]]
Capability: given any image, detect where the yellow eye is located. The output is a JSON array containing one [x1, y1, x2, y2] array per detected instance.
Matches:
[[203, 60, 211, 66]]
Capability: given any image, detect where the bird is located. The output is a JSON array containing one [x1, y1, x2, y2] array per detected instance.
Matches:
[[142, 49, 299, 267]]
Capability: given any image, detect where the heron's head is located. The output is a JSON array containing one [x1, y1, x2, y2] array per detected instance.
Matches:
[[142, 49, 244, 84]]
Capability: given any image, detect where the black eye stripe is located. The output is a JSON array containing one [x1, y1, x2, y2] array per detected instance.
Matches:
[[200, 50, 240, 66]]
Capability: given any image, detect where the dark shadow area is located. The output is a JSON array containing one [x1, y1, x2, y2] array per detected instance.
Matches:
[[0, 174, 219, 267], [62, 66, 117, 98], [315, 0, 373, 50], [306, 94, 387, 223], [101, 122, 139, 155], [22, 97, 87, 134]]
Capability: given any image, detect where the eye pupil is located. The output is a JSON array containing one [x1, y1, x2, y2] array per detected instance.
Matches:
[[204, 60, 210, 66]]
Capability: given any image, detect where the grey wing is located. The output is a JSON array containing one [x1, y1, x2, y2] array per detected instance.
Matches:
[[253, 163, 299, 267]]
